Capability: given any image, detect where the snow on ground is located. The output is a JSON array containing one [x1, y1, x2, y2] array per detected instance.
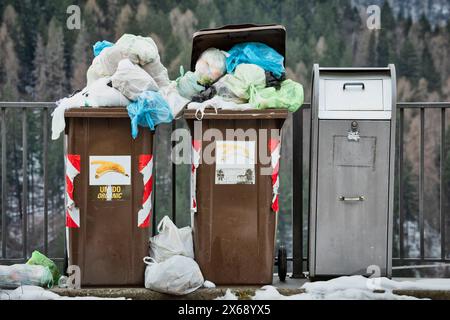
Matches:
[[218, 276, 450, 300], [0, 286, 127, 300]]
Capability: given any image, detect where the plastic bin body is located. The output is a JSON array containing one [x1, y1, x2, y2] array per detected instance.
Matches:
[[64, 108, 152, 286], [185, 109, 287, 284], [308, 65, 397, 278]]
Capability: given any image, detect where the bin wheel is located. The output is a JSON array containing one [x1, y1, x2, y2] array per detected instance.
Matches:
[[278, 246, 287, 282]]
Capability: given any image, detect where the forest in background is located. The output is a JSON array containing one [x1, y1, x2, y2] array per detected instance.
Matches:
[[0, 0, 449, 275]]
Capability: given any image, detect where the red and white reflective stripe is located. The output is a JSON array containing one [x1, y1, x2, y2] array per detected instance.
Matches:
[[269, 138, 281, 213], [66, 154, 80, 228], [190, 140, 201, 213], [138, 154, 153, 228]]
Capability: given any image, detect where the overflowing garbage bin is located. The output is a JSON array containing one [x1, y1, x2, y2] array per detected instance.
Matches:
[[64, 108, 153, 286], [308, 64, 397, 278], [184, 24, 301, 285]]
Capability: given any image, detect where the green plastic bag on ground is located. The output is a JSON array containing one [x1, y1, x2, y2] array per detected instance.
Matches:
[[223, 64, 266, 100], [249, 79, 304, 112], [27, 250, 60, 284]]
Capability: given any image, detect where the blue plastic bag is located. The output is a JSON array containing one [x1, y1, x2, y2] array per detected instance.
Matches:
[[226, 42, 285, 78], [93, 40, 114, 57], [127, 91, 173, 138]]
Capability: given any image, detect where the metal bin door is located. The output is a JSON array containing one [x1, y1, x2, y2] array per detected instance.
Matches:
[[314, 120, 390, 275]]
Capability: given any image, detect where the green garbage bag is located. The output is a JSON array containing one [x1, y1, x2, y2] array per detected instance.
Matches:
[[249, 79, 304, 112], [176, 66, 205, 99], [223, 64, 266, 100], [26, 250, 60, 284]]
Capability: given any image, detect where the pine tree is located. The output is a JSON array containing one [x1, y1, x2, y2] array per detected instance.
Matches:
[[421, 45, 441, 92], [45, 18, 67, 101], [0, 21, 19, 100], [399, 39, 420, 83], [32, 34, 47, 100], [70, 25, 90, 91]]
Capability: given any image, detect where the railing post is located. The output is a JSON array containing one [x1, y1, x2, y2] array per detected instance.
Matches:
[[292, 107, 304, 278], [22, 108, 28, 259], [1, 108, 7, 259], [419, 107, 425, 259], [43, 108, 49, 255], [399, 107, 405, 260], [441, 108, 446, 260]]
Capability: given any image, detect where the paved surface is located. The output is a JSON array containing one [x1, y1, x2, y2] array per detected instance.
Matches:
[[51, 276, 450, 300]]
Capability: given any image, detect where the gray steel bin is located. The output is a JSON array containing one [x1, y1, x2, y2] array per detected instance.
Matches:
[[308, 64, 397, 278]]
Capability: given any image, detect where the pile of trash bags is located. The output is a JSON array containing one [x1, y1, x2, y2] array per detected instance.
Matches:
[[177, 42, 304, 118], [144, 216, 212, 295], [51, 34, 188, 140], [51, 36, 304, 139]]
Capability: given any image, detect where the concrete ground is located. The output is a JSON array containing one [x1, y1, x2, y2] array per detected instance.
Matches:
[[50, 275, 450, 300]]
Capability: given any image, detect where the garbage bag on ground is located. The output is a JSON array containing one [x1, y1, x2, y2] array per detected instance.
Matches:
[[26, 251, 60, 284], [51, 78, 130, 140], [176, 66, 205, 99], [127, 91, 173, 138], [149, 215, 194, 262], [0, 264, 53, 289], [249, 79, 304, 112], [223, 64, 266, 100], [87, 46, 124, 85], [226, 42, 285, 78], [115, 34, 159, 66], [144, 256, 204, 295], [142, 57, 171, 88], [194, 48, 227, 85], [93, 40, 114, 57], [111, 59, 159, 101], [159, 82, 189, 118]]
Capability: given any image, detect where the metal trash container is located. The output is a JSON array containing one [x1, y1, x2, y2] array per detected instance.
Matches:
[[64, 108, 153, 286], [185, 24, 288, 284], [308, 64, 397, 278]]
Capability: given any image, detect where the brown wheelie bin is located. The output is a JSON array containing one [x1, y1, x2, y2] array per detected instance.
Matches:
[[64, 108, 153, 286], [185, 24, 287, 284]]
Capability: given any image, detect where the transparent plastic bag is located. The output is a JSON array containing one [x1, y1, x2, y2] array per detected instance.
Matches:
[[115, 34, 159, 66], [144, 256, 204, 295], [226, 42, 285, 78], [176, 66, 205, 99], [159, 82, 189, 118], [111, 59, 159, 101], [0, 264, 53, 289], [26, 251, 60, 284], [149, 216, 194, 262], [142, 57, 171, 88], [194, 48, 227, 85], [127, 91, 173, 138], [249, 79, 304, 112], [223, 64, 266, 100]]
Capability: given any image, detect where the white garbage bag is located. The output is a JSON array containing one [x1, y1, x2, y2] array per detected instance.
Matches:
[[115, 34, 159, 66], [51, 78, 130, 140], [149, 215, 194, 262], [144, 256, 204, 295], [87, 46, 124, 86], [194, 48, 227, 85], [111, 59, 159, 101], [159, 82, 189, 118], [142, 57, 171, 88]]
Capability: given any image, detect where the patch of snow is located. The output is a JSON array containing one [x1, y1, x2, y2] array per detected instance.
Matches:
[[0, 285, 127, 300], [214, 289, 238, 300], [203, 280, 216, 288]]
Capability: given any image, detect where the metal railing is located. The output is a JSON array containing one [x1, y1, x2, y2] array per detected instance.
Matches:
[[0, 101, 449, 276]]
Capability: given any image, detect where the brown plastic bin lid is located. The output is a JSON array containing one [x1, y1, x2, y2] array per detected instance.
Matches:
[[191, 24, 286, 70]]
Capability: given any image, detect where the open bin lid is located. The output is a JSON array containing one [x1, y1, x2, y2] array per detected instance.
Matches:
[[191, 24, 286, 70]]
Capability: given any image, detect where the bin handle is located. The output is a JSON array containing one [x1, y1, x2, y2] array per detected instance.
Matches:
[[339, 196, 365, 202], [343, 82, 365, 90]]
